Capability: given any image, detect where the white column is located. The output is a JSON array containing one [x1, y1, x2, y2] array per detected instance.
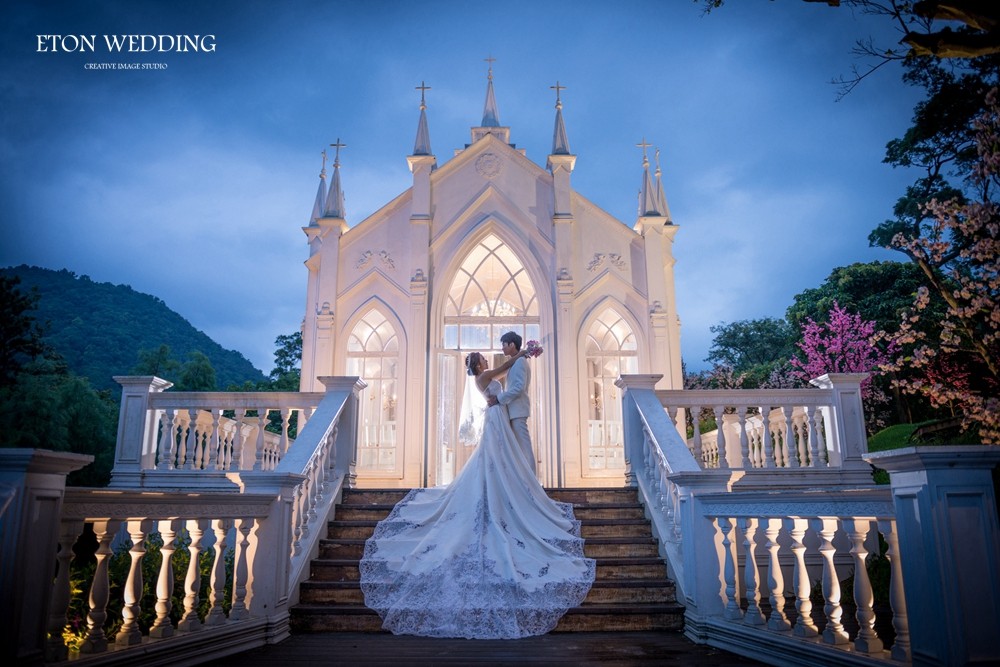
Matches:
[[866, 446, 1000, 666]]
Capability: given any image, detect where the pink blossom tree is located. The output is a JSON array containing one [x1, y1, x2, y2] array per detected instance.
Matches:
[[882, 89, 1000, 443], [791, 302, 897, 432]]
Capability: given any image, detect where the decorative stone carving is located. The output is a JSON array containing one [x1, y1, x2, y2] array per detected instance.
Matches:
[[586, 252, 626, 272], [475, 152, 502, 179], [356, 250, 395, 270]]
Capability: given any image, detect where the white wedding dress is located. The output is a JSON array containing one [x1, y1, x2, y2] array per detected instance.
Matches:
[[358, 379, 596, 639]]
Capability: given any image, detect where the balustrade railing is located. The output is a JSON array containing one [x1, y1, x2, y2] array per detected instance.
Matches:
[[617, 373, 1000, 667], [2, 375, 366, 665]]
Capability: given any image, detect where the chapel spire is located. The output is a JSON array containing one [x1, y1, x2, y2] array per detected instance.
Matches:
[[413, 81, 432, 156], [550, 81, 570, 155], [324, 139, 346, 219], [481, 55, 500, 127], [654, 148, 672, 222], [637, 138, 660, 217], [309, 149, 328, 226]]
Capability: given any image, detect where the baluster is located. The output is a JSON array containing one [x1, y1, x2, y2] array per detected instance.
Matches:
[[230, 409, 245, 470], [879, 519, 910, 662], [280, 407, 292, 456], [737, 406, 751, 469], [149, 520, 178, 638], [80, 520, 119, 654], [804, 406, 820, 468], [178, 519, 206, 632], [308, 454, 322, 523], [760, 407, 776, 468], [209, 409, 222, 470], [229, 518, 253, 621], [116, 520, 150, 647], [254, 408, 268, 470], [204, 519, 231, 626], [843, 518, 883, 653], [713, 406, 728, 469], [783, 407, 798, 468], [717, 517, 742, 620], [691, 404, 704, 465], [813, 517, 849, 644], [813, 410, 828, 466], [290, 481, 305, 557], [46, 519, 82, 661], [769, 410, 781, 467], [764, 518, 791, 630], [666, 404, 678, 428], [183, 409, 198, 469], [159, 409, 176, 470], [785, 518, 818, 637], [739, 517, 765, 625]]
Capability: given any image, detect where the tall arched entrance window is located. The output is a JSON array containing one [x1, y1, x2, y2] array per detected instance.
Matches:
[[584, 307, 637, 473], [346, 309, 400, 475], [435, 233, 539, 484]]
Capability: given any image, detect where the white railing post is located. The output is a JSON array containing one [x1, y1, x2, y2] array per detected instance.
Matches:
[[237, 472, 305, 636], [866, 445, 1000, 667], [319, 376, 366, 489], [616, 374, 663, 487], [809, 373, 869, 471], [0, 449, 92, 664], [111, 376, 174, 486]]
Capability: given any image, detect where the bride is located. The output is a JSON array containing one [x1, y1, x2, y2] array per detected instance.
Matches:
[[358, 349, 596, 639]]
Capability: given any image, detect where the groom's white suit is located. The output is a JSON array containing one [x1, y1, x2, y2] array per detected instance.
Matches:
[[497, 356, 534, 474]]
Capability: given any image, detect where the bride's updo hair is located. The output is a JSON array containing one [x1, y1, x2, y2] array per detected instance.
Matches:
[[464, 352, 480, 376]]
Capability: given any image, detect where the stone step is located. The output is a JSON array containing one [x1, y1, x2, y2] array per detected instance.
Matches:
[[318, 536, 661, 560], [328, 518, 654, 540], [580, 519, 652, 539], [292, 486, 680, 635], [309, 557, 666, 583], [333, 502, 647, 523], [547, 488, 639, 504], [299, 578, 676, 606], [289, 602, 684, 634]]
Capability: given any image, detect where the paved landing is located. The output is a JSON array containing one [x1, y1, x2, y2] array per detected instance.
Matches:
[[209, 631, 766, 666]]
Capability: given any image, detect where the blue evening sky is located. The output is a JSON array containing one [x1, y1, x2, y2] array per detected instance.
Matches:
[[0, 0, 922, 375]]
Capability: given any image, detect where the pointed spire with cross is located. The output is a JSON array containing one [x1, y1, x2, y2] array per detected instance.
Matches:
[[324, 138, 346, 219], [551, 81, 571, 156], [481, 55, 501, 127], [413, 81, 433, 156]]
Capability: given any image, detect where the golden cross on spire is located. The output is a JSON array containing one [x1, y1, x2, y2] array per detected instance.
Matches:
[[550, 81, 566, 106], [416, 81, 431, 109], [655, 148, 662, 173], [484, 54, 496, 79], [636, 137, 651, 164], [320, 148, 327, 175], [330, 138, 346, 166]]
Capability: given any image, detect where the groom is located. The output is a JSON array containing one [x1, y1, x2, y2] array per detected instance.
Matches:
[[490, 331, 535, 474]]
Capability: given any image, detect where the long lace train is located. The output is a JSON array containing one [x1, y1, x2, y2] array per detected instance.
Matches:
[[359, 381, 596, 639]]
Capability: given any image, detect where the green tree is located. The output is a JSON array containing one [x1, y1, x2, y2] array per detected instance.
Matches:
[[0, 275, 46, 386], [706, 318, 798, 387], [787, 261, 937, 337], [131, 343, 181, 379], [178, 351, 217, 392], [269, 332, 302, 391]]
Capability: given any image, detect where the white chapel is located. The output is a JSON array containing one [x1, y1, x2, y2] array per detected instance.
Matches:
[[299, 67, 683, 489]]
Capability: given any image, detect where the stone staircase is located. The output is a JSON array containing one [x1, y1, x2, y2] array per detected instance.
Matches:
[[289, 487, 685, 634]]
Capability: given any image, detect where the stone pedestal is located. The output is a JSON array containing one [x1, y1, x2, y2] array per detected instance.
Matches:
[[866, 446, 1000, 667]]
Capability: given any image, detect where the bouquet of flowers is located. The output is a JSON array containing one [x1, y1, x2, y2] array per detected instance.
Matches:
[[524, 340, 544, 358]]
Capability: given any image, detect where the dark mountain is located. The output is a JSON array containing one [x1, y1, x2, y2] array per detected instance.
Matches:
[[1, 265, 266, 392]]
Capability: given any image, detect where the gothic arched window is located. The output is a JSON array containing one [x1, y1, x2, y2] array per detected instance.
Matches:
[[443, 233, 539, 350], [584, 307, 638, 470], [346, 309, 399, 472]]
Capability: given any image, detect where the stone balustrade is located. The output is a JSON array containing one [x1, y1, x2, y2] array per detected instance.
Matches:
[[2, 376, 366, 665], [110, 376, 328, 489], [6, 372, 997, 666], [617, 373, 1000, 667]]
